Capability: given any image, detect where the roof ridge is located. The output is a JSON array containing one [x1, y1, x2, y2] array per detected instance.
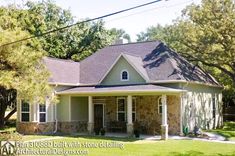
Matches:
[[109, 40, 161, 47]]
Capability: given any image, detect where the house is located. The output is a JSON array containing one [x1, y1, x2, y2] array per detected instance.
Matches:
[[16, 41, 223, 139]]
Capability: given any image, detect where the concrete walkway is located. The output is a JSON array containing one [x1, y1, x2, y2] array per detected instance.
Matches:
[[104, 132, 235, 144], [139, 133, 235, 144]]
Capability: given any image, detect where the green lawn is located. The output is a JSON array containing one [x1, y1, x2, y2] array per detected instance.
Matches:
[[207, 122, 235, 141], [17, 135, 235, 156]]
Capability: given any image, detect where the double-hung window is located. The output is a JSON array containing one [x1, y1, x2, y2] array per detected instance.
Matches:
[[117, 97, 136, 122], [39, 104, 46, 122], [132, 98, 136, 122], [117, 98, 126, 122], [158, 97, 162, 114], [21, 101, 30, 122]]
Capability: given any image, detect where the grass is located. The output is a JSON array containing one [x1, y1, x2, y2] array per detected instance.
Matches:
[[207, 122, 235, 141], [17, 135, 235, 156]]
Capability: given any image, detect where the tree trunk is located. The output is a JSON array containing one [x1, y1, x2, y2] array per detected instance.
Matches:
[[4, 107, 16, 121], [0, 86, 17, 128], [0, 103, 7, 128]]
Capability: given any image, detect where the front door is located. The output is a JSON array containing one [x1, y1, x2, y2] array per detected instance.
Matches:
[[94, 104, 104, 130]]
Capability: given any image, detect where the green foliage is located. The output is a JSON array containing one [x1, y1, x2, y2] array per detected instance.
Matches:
[[137, 0, 235, 96], [0, 28, 51, 103], [137, 24, 166, 41], [0, 0, 117, 61], [110, 28, 131, 43]]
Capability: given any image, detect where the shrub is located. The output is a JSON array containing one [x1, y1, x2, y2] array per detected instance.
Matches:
[[94, 128, 100, 135], [100, 128, 105, 136], [134, 129, 140, 138]]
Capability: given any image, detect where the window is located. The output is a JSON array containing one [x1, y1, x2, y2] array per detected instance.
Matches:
[[121, 70, 129, 81], [117, 97, 136, 122], [132, 98, 136, 122], [158, 97, 162, 114], [21, 101, 30, 122], [212, 97, 216, 118], [117, 98, 126, 122], [39, 104, 46, 122]]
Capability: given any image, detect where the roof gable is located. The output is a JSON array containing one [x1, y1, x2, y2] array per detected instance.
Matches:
[[100, 54, 147, 85]]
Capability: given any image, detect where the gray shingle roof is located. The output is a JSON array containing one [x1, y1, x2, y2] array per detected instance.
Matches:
[[122, 54, 149, 81], [57, 84, 185, 94], [43, 57, 80, 84], [79, 41, 219, 85]]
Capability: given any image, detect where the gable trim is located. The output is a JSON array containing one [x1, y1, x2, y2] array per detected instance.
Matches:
[[122, 54, 149, 81], [98, 53, 148, 84]]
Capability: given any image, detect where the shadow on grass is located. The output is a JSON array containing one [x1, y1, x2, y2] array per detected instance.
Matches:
[[207, 122, 235, 141], [168, 151, 235, 156], [26, 133, 143, 142], [21, 132, 162, 142]]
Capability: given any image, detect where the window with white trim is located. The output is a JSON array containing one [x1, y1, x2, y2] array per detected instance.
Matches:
[[39, 104, 46, 122], [117, 98, 126, 122], [158, 97, 162, 114], [121, 70, 129, 81], [132, 98, 136, 121], [117, 97, 136, 122], [21, 101, 30, 122]]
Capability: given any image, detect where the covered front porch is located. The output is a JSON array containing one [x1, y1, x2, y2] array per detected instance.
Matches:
[[56, 84, 184, 140]]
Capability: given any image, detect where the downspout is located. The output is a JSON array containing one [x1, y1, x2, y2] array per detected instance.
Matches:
[[53, 84, 58, 134], [180, 82, 188, 135]]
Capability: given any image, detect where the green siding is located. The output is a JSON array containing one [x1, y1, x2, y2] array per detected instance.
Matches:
[[71, 97, 88, 121], [101, 56, 145, 85], [57, 95, 70, 121]]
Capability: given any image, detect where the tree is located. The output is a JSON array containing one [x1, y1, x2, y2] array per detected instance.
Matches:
[[110, 28, 131, 43], [137, 0, 235, 89], [0, 0, 115, 61], [174, 0, 235, 85], [137, 24, 166, 42], [0, 29, 51, 128]]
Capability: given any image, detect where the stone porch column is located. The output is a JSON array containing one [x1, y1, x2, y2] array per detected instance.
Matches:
[[87, 96, 94, 134], [161, 94, 168, 140], [127, 95, 133, 135]]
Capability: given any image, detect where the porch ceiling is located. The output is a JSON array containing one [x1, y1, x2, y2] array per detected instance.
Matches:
[[56, 84, 186, 96]]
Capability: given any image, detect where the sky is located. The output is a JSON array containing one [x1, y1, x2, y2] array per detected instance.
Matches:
[[0, 0, 201, 41]]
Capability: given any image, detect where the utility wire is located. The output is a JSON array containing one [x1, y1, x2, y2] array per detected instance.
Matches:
[[106, 0, 192, 23], [0, 0, 163, 47]]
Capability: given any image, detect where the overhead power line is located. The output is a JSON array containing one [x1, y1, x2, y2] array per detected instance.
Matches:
[[0, 0, 164, 47], [106, 0, 193, 23]]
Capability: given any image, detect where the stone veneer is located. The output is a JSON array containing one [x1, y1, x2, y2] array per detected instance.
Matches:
[[17, 121, 87, 134], [17, 95, 180, 135], [16, 122, 54, 135], [94, 95, 181, 135], [57, 121, 87, 133]]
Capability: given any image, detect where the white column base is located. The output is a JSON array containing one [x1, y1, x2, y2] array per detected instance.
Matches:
[[161, 124, 168, 140], [127, 123, 134, 135], [87, 122, 94, 134]]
